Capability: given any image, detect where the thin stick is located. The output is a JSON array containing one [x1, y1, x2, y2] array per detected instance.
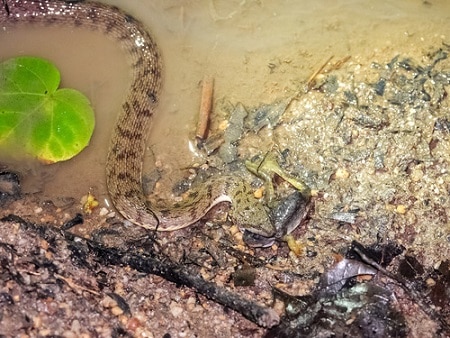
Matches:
[[196, 76, 214, 141], [306, 55, 334, 90], [55, 273, 101, 296]]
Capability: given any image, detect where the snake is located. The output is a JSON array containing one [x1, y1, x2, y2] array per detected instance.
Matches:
[[0, 0, 281, 242]]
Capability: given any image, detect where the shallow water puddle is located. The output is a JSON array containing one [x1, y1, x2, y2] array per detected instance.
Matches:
[[1, 0, 450, 207]]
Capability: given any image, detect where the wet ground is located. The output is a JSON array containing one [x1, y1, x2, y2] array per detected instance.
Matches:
[[1, 46, 450, 337], [1, 0, 450, 337]]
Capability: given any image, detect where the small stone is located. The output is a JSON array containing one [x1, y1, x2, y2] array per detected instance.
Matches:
[[410, 168, 424, 182], [334, 168, 350, 179], [111, 306, 124, 316], [228, 224, 240, 236], [186, 297, 196, 311], [99, 207, 109, 216], [33, 315, 42, 329], [218, 120, 229, 130], [310, 189, 319, 197], [396, 205, 407, 214], [426, 277, 436, 287], [253, 187, 265, 199], [169, 301, 184, 318], [70, 319, 81, 335]]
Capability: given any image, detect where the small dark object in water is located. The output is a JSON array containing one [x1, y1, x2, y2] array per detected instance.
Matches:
[[246, 98, 292, 132], [2, 0, 10, 16]]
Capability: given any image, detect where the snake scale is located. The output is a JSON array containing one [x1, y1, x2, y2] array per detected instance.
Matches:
[[0, 0, 278, 238]]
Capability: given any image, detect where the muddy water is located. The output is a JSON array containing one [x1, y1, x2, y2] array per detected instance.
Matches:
[[1, 0, 450, 207]]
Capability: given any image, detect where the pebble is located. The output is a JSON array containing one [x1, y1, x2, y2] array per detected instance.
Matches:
[[425, 277, 436, 287], [99, 207, 109, 216], [334, 168, 350, 179], [169, 302, 184, 318], [410, 167, 424, 182], [111, 305, 124, 316], [396, 205, 407, 214], [70, 319, 81, 335], [219, 120, 229, 130], [254, 187, 265, 199]]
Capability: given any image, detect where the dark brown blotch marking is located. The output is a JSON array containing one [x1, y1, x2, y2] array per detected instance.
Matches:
[[124, 189, 139, 199], [104, 19, 115, 33], [134, 57, 144, 68], [116, 125, 136, 139], [117, 172, 140, 185], [137, 108, 152, 118], [114, 150, 126, 161], [117, 172, 128, 180]]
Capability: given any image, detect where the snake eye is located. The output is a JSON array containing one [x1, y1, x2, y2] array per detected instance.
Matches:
[[242, 230, 275, 248]]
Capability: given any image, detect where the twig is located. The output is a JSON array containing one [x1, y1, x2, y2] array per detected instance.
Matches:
[[55, 273, 101, 296], [306, 56, 333, 90], [196, 76, 214, 141], [306, 55, 351, 91], [332, 55, 351, 70]]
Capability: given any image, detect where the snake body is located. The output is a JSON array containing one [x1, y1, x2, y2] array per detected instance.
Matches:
[[0, 0, 277, 238]]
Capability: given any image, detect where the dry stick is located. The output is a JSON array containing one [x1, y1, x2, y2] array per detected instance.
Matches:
[[332, 55, 351, 70], [306, 55, 334, 90], [54, 273, 101, 296], [196, 76, 214, 141], [2, 214, 280, 328], [306, 55, 351, 91]]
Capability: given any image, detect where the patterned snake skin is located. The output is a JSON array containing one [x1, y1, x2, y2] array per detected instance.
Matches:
[[0, 0, 277, 238]]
